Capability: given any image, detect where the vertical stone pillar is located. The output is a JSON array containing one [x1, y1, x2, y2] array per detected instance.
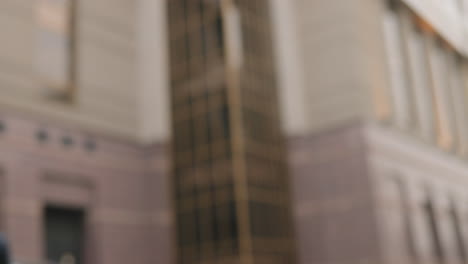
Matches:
[[375, 175, 410, 264], [408, 182, 434, 264], [433, 192, 461, 264], [3, 159, 43, 263]]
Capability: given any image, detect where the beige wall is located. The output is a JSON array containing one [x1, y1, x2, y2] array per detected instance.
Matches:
[[0, 0, 171, 144], [2, 0, 467, 145], [0, 0, 396, 143], [270, 0, 308, 136], [272, 0, 468, 138], [273, 0, 389, 136], [137, 0, 170, 144]]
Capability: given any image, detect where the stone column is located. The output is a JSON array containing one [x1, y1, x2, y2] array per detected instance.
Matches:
[[3, 158, 43, 263]]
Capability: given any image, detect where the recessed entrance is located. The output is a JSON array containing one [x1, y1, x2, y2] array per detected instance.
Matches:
[[44, 206, 85, 264]]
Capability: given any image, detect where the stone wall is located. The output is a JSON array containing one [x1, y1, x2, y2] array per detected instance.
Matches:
[[367, 123, 468, 264], [289, 122, 383, 264], [0, 0, 137, 137], [0, 111, 172, 264]]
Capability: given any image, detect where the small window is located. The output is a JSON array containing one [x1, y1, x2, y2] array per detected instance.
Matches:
[[36, 0, 76, 100], [396, 179, 417, 258]]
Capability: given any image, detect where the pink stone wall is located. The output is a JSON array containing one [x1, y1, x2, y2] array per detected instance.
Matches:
[[0, 112, 389, 264], [288, 122, 383, 264], [0, 113, 172, 264], [0, 170, 5, 231]]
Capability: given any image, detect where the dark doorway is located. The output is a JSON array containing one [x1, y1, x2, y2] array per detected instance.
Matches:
[[44, 206, 85, 264]]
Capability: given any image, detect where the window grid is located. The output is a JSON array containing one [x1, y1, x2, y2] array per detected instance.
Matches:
[[169, 0, 295, 263]]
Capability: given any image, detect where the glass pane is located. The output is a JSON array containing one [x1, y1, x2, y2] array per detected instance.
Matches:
[[37, 0, 73, 90]]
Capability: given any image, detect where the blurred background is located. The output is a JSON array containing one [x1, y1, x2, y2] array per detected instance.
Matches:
[[0, 0, 468, 263]]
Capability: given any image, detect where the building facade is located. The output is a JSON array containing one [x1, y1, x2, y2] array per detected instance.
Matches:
[[0, 0, 171, 264], [281, 0, 468, 264], [1, 0, 468, 264]]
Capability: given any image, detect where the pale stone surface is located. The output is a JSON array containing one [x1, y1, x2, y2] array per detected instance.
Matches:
[[0, 113, 171, 264], [0, 0, 169, 144]]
